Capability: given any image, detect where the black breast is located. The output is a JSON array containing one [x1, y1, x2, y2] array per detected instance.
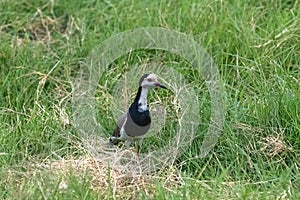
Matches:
[[125, 103, 151, 137], [129, 106, 151, 126]]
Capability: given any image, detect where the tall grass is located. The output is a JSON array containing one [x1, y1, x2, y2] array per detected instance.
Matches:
[[1, 0, 299, 199]]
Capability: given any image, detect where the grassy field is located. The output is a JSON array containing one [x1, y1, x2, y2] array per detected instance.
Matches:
[[1, 0, 300, 199]]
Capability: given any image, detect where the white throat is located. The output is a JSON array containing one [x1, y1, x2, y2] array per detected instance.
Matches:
[[138, 87, 149, 111]]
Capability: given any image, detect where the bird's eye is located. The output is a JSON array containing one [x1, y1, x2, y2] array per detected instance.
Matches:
[[147, 78, 153, 82]]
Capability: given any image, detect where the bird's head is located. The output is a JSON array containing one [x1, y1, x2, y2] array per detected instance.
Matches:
[[139, 74, 167, 89]]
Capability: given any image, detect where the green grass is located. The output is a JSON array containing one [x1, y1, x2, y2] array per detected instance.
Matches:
[[1, 0, 300, 199]]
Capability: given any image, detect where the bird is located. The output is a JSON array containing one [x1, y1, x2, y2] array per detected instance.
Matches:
[[109, 74, 167, 155]]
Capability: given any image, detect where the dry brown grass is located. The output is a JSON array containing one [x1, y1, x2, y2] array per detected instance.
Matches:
[[51, 156, 183, 197], [4, 155, 183, 199], [259, 129, 293, 158]]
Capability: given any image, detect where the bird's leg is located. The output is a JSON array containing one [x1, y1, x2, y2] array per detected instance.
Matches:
[[137, 144, 140, 155], [136, 140, 141, 156], [125, 140, 131, 149]]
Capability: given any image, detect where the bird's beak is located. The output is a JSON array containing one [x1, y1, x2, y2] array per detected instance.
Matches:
[[154, 82, 167, 89]]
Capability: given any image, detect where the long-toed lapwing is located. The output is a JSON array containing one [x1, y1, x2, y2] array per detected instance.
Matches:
[[109, 74, 167, 154]]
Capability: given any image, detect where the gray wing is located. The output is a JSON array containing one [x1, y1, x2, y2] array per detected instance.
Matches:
[[111, 111, 128, 138]]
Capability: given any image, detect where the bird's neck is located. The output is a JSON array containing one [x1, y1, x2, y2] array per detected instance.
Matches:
[[134, 86, 149, 112]]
